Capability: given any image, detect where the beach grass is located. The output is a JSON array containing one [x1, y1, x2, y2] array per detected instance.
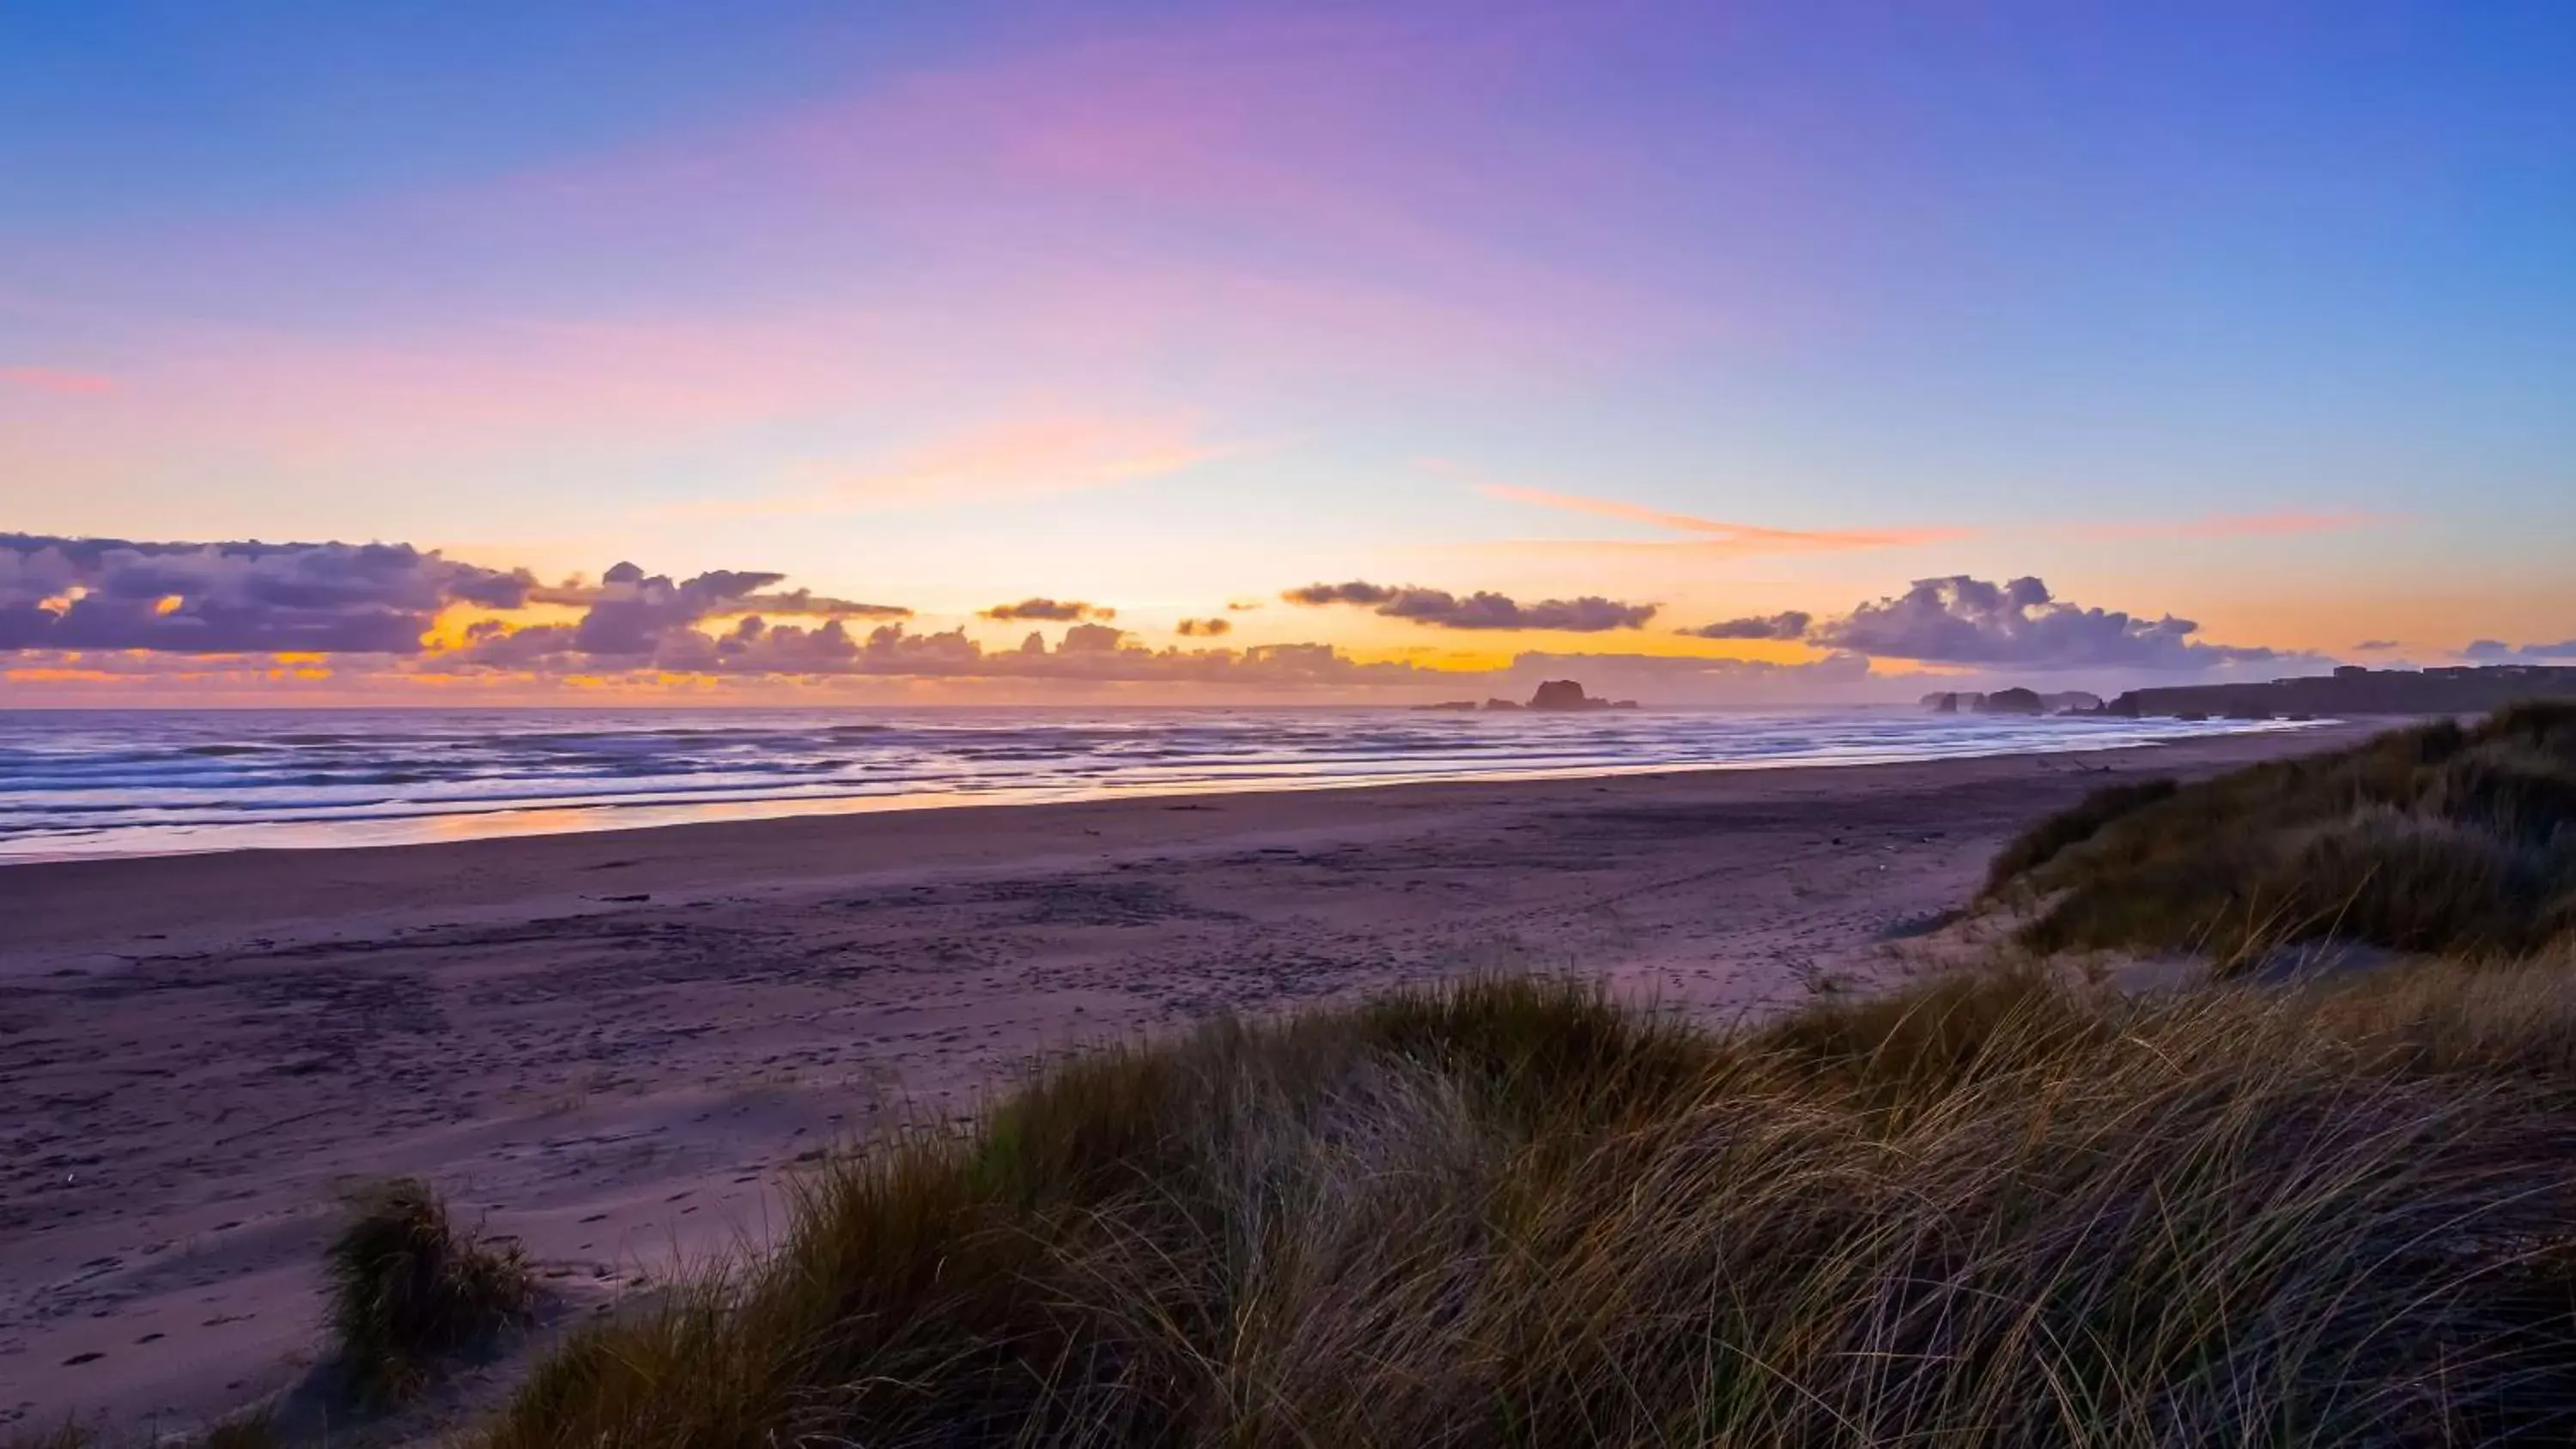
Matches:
[[323, 1176, 532, 1406], [479, 965, 2576, 1447], [191, 1417, 277, 1449], [0, 1413, 275, 1449], [1986, 700, 2576, 963]]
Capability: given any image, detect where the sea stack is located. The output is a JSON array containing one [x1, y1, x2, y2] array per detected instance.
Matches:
[[1522, 680, 1637, 712]]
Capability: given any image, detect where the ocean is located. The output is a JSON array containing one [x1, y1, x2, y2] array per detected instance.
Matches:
[[0, 706, 2312, 861]]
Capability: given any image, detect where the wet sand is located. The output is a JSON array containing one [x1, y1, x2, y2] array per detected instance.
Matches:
[[0, 724, 2369, 1431]]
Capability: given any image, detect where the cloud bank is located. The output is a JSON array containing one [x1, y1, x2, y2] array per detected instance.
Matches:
[[1674, 577, 2286, 672], [458, 561, 910, 665], [1284, 580, 1656, 632], [0, 532, 532, 653], [2464, 638, 2576, 662], [1682, 610, 1812, 641], [0, 537, 918, 660], [1808, 576, 2281, 671], [0, 537, 2330, 701], [453, 615, 1438, 687]]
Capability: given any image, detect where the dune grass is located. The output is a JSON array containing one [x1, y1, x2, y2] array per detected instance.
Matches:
[[1980, 777, 2180, 894], [482, 967, 2576, 1448], [1985, 700, 2576, 962], [191, 1419, 277, 1449], [324, 1177, 533, 1407], [0, 1413, 274, 1449]]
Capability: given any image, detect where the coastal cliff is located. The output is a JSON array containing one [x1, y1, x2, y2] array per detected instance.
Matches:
[[1928, 665, 2576, 721], [2102, 664, 2576, 718]]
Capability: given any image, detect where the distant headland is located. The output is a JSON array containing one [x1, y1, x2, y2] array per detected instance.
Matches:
[[1930, 664, 2576, 721]]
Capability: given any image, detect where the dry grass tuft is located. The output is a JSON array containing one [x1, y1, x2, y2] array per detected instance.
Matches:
[[191, 1413, 277, 1449], [481, 972, 2576, 1448], [1986, 700, 2576, 962], [1981, 776, 2180, 893], [325, 1177, 533, 1407]]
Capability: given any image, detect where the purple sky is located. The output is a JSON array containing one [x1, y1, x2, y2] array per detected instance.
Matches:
[[3, 1, 2573, 702]]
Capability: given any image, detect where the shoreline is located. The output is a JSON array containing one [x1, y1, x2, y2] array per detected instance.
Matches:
[[0, 715, 2331, 867], [0, 724, 2354, 953], [0, 723, 2377, 1430]]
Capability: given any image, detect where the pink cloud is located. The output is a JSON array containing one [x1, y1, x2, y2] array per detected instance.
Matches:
[[40, 4, 1739, 406], [0, 3, 1868, 534], [1482, 482, 1971, 556], [7, 15, 1668, 494], [1, 366, 115, 397], [485, 7, 1687, 381], [728, 4, 1866, 364], [1, 312, 945, 491]]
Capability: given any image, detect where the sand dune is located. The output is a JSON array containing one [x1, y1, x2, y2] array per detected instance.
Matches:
[[0, 725, 2368, 1432]]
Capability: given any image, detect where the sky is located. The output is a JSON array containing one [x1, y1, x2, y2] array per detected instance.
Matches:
[[3, 0, 2572, 705]]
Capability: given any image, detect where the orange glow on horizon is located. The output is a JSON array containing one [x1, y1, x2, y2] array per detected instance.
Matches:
[[419, 600, 584, 655]]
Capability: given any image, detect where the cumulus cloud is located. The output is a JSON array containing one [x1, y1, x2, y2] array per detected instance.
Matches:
[[0, 537, 919, 661], [1176, 617, 1232, 637], [1284, 580, 1656, 632], [1682, 610, 1812, 641], [568, 564, 769, 655], [1059, 621, 1129, 652], [385, 555, 1406, 686], [981, 597, 1114, 621], [453, 561, 914, 665], [1285, 581, 1399, 607], [1808, 575, 2280, 671], [0, 532, 532, 654], [2465, 638, 2576, 662]]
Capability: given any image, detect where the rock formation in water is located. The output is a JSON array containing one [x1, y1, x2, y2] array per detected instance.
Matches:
[[1923, 688, 2105, 717], [1525, 680, 1637, 712]]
